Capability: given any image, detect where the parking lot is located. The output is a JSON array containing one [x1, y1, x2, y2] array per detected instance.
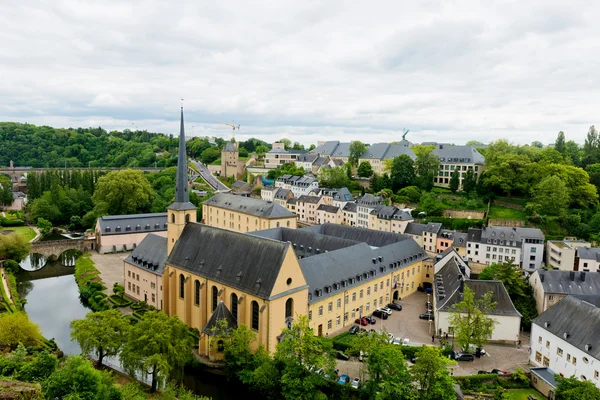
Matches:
[[335, 291, 531, 378]]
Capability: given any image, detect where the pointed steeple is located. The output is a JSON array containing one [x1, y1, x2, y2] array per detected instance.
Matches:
[[169, 107, 196, 211]]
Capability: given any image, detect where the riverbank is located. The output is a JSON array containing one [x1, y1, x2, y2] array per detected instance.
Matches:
[[0, 267, 18, 313]]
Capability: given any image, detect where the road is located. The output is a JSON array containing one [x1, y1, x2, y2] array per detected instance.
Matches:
[[191, 160, 230, 192]]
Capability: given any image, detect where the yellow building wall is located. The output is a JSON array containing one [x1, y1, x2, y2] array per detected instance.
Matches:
[[124, 262, 164, 309], [167, 208, 197, 254], [202, 204, 297, 233]]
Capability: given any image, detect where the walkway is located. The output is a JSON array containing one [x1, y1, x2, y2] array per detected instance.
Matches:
[[191, 160, 230, 192], [0, 267, 15, 306], [89, 252, 130, 295], [29, 226, 41, 242]]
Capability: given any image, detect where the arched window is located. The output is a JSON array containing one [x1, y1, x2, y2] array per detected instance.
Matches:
[[171, 214, 175, 223], [185, 214, 190, 224], [194, 280, 200, 306], [212, 286, 218, 312], [179, 274, 185, 299], [251, 301, 259, 330], [231, 293, 238, 321], [285, 298, 293, 319]]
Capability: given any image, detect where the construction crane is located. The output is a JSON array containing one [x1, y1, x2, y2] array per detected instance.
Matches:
[[217, 120, 240, 139]]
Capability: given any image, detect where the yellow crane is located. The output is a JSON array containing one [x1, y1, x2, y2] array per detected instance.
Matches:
[[217, 120, 240, 139]]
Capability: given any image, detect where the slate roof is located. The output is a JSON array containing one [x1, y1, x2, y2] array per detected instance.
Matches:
[[287, 197, 298, 205], [310, 141, 353, 157], [204, 193, 296, 219], [167, 223, 291, 299], [530, 368, 557, 389], [301, 239, 427, 304], [299, 223, 409, 248], [276, 175, 317, 187], [357, 194, 383, 206], [203, 301, 238, 336], [438, 280, 521, 317], [432, 144, 485, 165], [297, 195, 321, 204], [371, 206, 413, 221], [577, 247, 600, 262], [468, 227, 522, 247], [296, 153, 319, 163], [514, 227, 545, 240], [404, 222, 426, 236], [98, 213, 168, 236], [223, 141, 238, 152], [124, 234, 168, 276], [424, 222, 443, 234], [274, 188, 292, 200], [313, 156, 330, 167], [533, 295, 600, 360], [317, 204, 340, 213], [439, 230, 467, 246], [537, 270, 600, 295], [360, 142, 416, 160], [434, 258, 464, 306], [343, 202, 357, 212]]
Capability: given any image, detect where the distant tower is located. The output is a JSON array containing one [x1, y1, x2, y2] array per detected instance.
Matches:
[[167, 107, 197, 255], [221, 139, 239, 180]]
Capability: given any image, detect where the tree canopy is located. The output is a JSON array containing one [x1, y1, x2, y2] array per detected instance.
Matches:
[[0, 313, 42, 348], [357, 161, 374, 178], [449, 286, 497, 350], [92, 170, 154, 216], [349, 141, 367, 166], [390, 155, 416, 192]]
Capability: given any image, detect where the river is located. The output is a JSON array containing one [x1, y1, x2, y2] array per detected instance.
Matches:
[[17, 253, 256, 400]]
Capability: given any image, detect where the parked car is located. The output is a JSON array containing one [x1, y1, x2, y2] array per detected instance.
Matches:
[[426, 302, 433, 311], [378, 307, 393, 315], [364, 315, 376, 325], [392, 337, 403, 345], [463, 344, 486, 356], [337, 374, 350, 385], [372, 309, 389, 319], [351, 377, 361, 389], [336, 351, 349, 361], [491, 369, 508, 375], [387, 303, 402, 311], [454, 352, 475, 362], [349, 325, 360, 334], [478, 370, 490, 374], [419, 312, 434, 320], [355, 317, 369, 326]]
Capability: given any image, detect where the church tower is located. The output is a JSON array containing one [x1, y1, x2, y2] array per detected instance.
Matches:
[[167, 107, 197, 255]]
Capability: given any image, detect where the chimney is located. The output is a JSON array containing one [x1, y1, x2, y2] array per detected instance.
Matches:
[[9, 160, 13, 169], [570, 271, 575, 281], [581, 272, 586, 282]]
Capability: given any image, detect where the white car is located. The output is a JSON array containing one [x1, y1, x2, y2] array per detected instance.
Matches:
[[387, 333, 394, 344], [377, 307, 393, 315], [351, 377, 361, 389], [392, 337, 403, 345]]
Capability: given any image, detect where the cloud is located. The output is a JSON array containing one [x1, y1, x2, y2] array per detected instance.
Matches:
[[0, 0, 599, 146]]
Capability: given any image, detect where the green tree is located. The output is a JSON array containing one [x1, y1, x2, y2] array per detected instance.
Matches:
[[449, 167, 460, 192], [18, 350, 58, 382], [419, 192, 444, 216], [531, 141, 544, 149], [223, 324, 256, 382], [555, 131, 566, 154], [462, 169, 477, 193], [390, 154, 416, 192], [317, 166, 350, 188], [274, 315, 335, 400], [71, 309, 131, 368], [349, 141, 367, 166], [565, 140, 582, 166], [0, 313, 41, 348], [555, 375, 600, 400], [0, 232, 31, 261], [485, 153, 531, 198], [365, 339, 413, 399], [410, 346, 456, 400], [29, 197, 61, 223], [92, 170, 154, 216], [255, 145, 269, 158], [199, 146, 221, 164], [398, 185, 421, 203], [357, 161, 374, 177], [448, 286, 498, 351], [120, 311, 194, 393], [42, 356, 122, 400], [36, 217, 52, 235], [278, 138, 292, 150], [584, 125, 600, 166], [479, 261, 525, 298], [413, 145, 439, 190], [466, 140, 484, 146], [531, 175, 569, 216], [3, 259, 19, 274], [266, 163, 306, 180]]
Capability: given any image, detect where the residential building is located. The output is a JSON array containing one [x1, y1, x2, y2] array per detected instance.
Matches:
[[275, 174, 319, 197], [356, 194, 384, 228], [95, 213, 168, 254], [432, 144, 486, 189], [310, 141, 352, 163], [295, 195, 325, 224], [368, 206, 413, 234], [404, 222, 443, 254], [546, 239, 591, 271], [317, 204, 343, 225], [221, 141, 241, 179], [358, 142, 415, 175], [529, 367, 558, 400], [123, 234, 167, 309], [466, 226, 545, 270], [203, 192, 297, 233], [231, 180, 251, 196], [530, 295, 600, 387], [261, 187, 277, 202], [437, 230, 468, 257], [529, 269, 600, 314], [2, 191, 26, 211], [295, 153, 319, 172], [273, 188, 293, 207], [577, 247, 600, 272], [309, 187, 355, 208], [265, 145, 306, 169], [342, 202, 357, 227], [433, 253, 521, 344]]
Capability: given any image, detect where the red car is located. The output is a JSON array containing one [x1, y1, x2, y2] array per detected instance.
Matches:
[[355, 317, 369, 326]]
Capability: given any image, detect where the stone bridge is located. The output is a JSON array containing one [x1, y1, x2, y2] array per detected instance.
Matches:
[[30, 239, 96, 259], [0, 167, 165, 182]]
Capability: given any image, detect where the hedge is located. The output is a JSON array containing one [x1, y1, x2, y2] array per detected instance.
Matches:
[[454, 373, 529, 392], [107, 295, 133, 307], [332, 332, 356, 352], [132, 310, 147, 320], [0, 217, 25, 227]]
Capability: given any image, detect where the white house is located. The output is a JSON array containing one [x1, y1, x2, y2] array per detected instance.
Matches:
[[275, 174, 319, 197], [261, 187, 277, 202], [577, 247, 600, 273], [530, 295, 600, 387], [546, 240, 591, 271], [529, 270, 600, 314]]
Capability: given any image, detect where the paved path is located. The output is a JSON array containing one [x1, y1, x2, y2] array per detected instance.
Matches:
[[0, 268, 15, 306], [90, 252, 130, 294], [191, 160, 230, 192], [29, 226, 41, 242]]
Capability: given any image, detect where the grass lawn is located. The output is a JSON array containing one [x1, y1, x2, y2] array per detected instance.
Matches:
[[488, 205, 528, 221], [210, 158, 222, 165], [0, 226, 36, 241], [495, 196, 528, 207], [501, 389, 544, 400]]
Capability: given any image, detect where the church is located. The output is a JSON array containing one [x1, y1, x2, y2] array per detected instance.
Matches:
[[124, 108, 433, 360]]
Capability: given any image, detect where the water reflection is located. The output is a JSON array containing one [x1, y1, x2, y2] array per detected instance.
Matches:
[[20, 253, 47, 271]]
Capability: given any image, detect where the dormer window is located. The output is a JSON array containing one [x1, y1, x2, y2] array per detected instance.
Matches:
[[115, 226, 121, 232]]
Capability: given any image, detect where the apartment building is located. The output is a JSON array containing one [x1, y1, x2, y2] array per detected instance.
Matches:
[[528, 270, 600, 314], [342, 202, 358, 227], [358, 142, 415, 175], [530, 295, 600, 388], [275, 174, 319, 197], [295, 195, 326, 224], [432, 144, 486, 189], [367, 206, 413, 234], [273, 188, 293, 208], [265, 144, 307, 169], [309, 187, 355, 208], [123, 234, 167, 309], [356, 194, 384, 228], [403, 222, 443, 254], [546, 240, 591, 271], [437, 230, 468, 257], [577, 248, 600, 272], [202, 193, 297, 233], [317, 204, 343, 225], [295, 153, 319, 172]]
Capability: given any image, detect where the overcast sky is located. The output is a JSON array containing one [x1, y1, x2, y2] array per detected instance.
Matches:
[[1, 1, 599, 146]]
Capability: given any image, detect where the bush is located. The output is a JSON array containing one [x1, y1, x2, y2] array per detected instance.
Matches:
[[107, 295, 132, 307], [18, 350, 58, 381], [0, 217, 25, 227], [400, 345, 422, 360], [398, 186, 421, 203], [3, 259, 19, 274], [332, 332, 356, 352]]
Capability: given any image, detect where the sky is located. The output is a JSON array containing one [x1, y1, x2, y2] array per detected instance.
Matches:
[[1, 1, 599, 146]]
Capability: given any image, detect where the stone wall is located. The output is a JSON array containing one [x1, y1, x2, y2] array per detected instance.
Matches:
[[493, 200, 524, 210], [443, 209, 486, 219], [487, 219, 525, 228]]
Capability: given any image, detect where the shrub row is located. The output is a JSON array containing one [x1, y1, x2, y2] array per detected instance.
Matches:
[[0, 217, 25, 227], [107, 295, 132, 307]]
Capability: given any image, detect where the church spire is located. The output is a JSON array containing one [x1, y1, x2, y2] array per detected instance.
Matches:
[[169, 106, 196, 211]]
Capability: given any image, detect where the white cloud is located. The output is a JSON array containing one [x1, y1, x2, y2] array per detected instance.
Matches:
[[1, 0, 599, 146]]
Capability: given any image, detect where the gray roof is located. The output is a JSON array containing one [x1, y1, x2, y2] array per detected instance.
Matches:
[[360, 142, 416, 160], [432, 144, 485, 165], [310, 141, 352, 157], [223, 141, 238, 152], [296, 153, 319, 163], [299, 223, 409, 248], [274, 188, 292, 200], [514, 227, 545, 240], [232, 180, 248, 189], [469, 227, 522, 247], [343, 202, 357, 212], [357, 194, 383, 206], [124, 234, 168, 276], [301, 239, 427, 304], [169, 107, 196, 211], [533, 295, 600, 360], [167, 223, 291, 299], [404, 222, 426, 236], [204, 193, 296, 219], [438, 280, 521, 317], [424, 222, 443, 234], [530, 368, 557, 389], [317, 204, 340, 213], [276, 175, 317, 187], [313, 156, 330, 166], [297, 195, 321, 204], [577, 247, 600, 262], [98, 213, 168, 235], [435, 258, 464, 307], [203, 301, 238, 336], [537, 270, 600, 295], [287, 197, 298, 205], [371, 206, 413, 221], [452, 232, 468, 247]]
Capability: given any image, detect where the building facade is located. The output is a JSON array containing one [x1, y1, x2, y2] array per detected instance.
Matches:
[[367, 206, 413, 234], [432, 144, 486, 189], [356, 194, 384, 228], [123, 234, 166, 309], [358, 142, 415, 175], [221, 141, 241, 179], [265, 144, 306, 169], [295, 195, 325, 224], [316, 204, 343, 225], [546, 240, 591, 271], [275, 174, 319, 197], [577, 247, 600, 272], [310, 141, 352, 164], [529, 270, 600, 314], [95, 213, 168, 254]]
